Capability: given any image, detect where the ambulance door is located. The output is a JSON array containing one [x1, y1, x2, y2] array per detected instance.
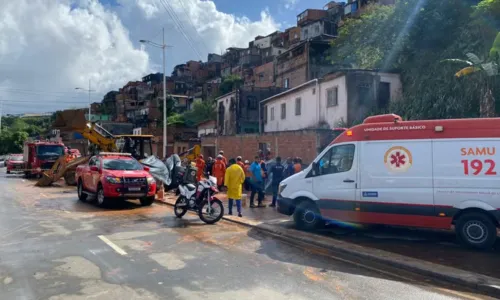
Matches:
[[312, 142, 357, 212]]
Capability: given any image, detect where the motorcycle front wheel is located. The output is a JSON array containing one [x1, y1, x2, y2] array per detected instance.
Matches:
[[198, 199, 224, 224], [174, 197, 188, 218]]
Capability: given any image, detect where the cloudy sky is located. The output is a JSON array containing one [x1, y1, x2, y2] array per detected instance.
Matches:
[[0, 0, 331, 115]]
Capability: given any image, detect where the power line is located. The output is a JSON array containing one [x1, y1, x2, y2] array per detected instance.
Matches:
[[176, 0, 211, 54], [159, 0, 204, 60]]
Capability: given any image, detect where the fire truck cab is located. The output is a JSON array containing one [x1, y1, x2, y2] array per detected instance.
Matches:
[[24, 140, 65, 177], [278, 114, 500, 249]]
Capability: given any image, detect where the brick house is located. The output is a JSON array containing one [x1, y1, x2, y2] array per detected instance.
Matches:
[[274, 39, 334, 90], [216, 86, 285, 136]]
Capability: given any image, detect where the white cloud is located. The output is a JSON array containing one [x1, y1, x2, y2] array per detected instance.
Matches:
[[115, 0, 280, 64], [0, 0, 280, 114], [0, 0, 149, 114], [283, 0, 299, 10]]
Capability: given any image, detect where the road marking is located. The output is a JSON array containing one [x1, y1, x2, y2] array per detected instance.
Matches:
[[98, 235, 127, 256]]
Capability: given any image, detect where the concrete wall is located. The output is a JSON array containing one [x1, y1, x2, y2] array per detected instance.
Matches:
[[264, 76, 348, 132], [254, 36, 271, 49]]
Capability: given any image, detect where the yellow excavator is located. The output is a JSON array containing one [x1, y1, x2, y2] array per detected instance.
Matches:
[[36, 109, 154, 186]]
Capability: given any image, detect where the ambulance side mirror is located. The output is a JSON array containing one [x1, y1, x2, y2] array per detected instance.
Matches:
[[312, 162, 319, 176]]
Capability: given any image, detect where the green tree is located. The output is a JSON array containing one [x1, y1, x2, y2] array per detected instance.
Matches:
[[218, 75, 243, 96], [442, 40, 499, 117], [329, 0, 500, 120], [183, 99, 216, 126]]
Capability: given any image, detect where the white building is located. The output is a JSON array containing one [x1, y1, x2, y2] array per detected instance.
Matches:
[[262, 70, 402, 133]]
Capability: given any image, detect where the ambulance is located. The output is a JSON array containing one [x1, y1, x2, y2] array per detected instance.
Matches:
[[277, 114, 500, 249]]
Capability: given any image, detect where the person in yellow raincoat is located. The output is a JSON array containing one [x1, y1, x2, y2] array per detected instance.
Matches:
[[224, 158, 245, 217]]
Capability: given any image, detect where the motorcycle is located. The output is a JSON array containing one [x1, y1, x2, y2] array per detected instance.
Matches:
[[174, 175, 224, 224]]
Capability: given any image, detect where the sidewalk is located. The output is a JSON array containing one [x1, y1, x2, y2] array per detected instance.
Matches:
[[155, 192, 500, 297], [158, 191, 289, 226]]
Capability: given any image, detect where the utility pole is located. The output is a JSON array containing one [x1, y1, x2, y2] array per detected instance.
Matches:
[[88, 79, 92, 122], [140, 28, 171, 158], [0, 100, 3, 134], [162, 27, 167, 158]]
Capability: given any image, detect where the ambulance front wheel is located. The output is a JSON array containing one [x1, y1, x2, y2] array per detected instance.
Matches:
[[456, 212, 497, 250], [294, 200, 323, 231]]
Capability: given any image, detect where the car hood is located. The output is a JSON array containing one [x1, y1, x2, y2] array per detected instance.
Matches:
[[8, 161, 24, 165], [103, 170, 150, 177]]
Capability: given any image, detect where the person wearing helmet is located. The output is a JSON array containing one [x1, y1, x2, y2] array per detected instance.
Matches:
[[236, 156, 244, 169], [219, 150, 227, 166], [243, 159, 252, 191], [195, 154, 205, 182], [212, 155, 226, 190]]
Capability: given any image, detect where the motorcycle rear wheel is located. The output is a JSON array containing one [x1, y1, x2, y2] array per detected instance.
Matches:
[[174, 197, 188, 218], [198, 199, 224, 224]]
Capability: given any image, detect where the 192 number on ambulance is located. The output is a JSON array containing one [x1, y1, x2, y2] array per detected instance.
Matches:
[[461, 159, 497, 176]]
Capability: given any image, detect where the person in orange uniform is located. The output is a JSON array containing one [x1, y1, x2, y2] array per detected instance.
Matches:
[[236, 156, 245, 169], [293, 157, 302, 173], [212, 155, 226, 190], [195, 154, 206, 182], [219, 150, 227, 166]]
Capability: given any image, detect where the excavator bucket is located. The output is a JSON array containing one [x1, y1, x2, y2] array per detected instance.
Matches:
[[53, 109, 88, 131], [36, 155, 90, 187]]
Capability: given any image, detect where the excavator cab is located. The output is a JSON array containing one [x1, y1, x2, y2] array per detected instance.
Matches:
[[115, 135, 153, 160]]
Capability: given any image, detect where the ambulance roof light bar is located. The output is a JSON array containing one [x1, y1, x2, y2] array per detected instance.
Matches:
[[363, 114, 402, 124]]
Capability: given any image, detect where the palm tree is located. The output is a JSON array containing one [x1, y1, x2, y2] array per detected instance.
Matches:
[[443, 33, 499, 117]]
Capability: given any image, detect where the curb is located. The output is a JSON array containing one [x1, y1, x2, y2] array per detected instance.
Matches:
[[155, 197, 500, 297]]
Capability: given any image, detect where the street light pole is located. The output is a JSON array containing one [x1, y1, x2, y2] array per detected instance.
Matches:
[[140, 28, 171, 158], [88, 79, 92, 122], [162, 28, 167, 158]]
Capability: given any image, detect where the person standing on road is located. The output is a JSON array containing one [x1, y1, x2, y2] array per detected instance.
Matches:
[[243, 160, 252, 191], [293, 157, 302, 174], [285, 157, 294, 178], [249, 156, 265, 208], [205, 157, 214, 176], [269, 156, 285, 208], [195, 154, 205, 182], [212, 155, 226, 190], [219, 150, 227, 166], [236, 156, 244, 169], [224, 158, 245, 217]]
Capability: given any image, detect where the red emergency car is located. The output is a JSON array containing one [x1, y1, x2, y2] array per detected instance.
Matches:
[[75, 152, 157, 207], [6, 154, 24, 174]]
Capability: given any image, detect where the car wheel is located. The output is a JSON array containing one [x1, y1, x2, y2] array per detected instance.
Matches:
[[140, 196, 155, 206], [6, 170, 10, 174], [456, 212, 497, 250], [96, 185, 108, 208], [77, 180, 88, 202], [294, 200, 323, 231]]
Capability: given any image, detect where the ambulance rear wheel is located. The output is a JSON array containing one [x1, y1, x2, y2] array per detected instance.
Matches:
[[456, 212, 497, 250], [294, 200, 323, 231]]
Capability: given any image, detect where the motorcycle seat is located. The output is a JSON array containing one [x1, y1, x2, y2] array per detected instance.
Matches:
[[186, 183, 196, 191]]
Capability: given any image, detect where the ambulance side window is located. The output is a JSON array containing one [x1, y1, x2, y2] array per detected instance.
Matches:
[[318, 144, 355, 176], [88, 157, 97, 167]]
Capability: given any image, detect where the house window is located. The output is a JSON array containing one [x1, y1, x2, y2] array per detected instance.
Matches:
[[315, 25, 320, 34], [284, 78, 290, 89], [327, 87, 338, 107], [271, 107, 275, 121], [304, 29, 308, 38], [295, 98, 301, 115], [312, 88, 316, 95], [247, 96, 258, 109], [294, 33, 298, 39], [281, 103, 286, 119], [264, 105, 268, 124], [259, 73, 265, 82]]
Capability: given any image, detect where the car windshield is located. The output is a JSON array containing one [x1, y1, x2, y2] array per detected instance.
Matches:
[[37, 145, 64, 157], [9, 155, 23, 162], [103, 158, 143, 171]]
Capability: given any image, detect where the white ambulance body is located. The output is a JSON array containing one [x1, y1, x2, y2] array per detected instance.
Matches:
[[277, 114, 500, 249]]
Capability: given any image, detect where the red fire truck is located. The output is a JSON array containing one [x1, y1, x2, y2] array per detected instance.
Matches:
[[24, 140, 66, 177]]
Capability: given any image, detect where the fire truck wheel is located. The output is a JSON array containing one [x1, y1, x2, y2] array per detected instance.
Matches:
[[294, 200, 323, 231], [96, 185, 108, 207], [77, 180, 88, 202], [6, 170, 10, 174], [456, 212, 497, 250], [140, 196, 155, 206]]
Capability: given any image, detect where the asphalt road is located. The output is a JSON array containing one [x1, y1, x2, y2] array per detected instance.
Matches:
[[0, 170, 491, 300]]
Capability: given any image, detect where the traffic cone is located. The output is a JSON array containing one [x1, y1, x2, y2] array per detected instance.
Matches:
[[156, 184, 165, 201]]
